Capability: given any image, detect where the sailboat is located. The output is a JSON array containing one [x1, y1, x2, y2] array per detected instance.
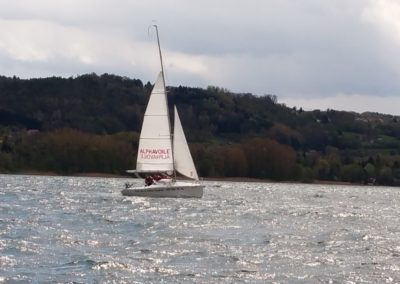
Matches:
[[121, 25, 204, 198]]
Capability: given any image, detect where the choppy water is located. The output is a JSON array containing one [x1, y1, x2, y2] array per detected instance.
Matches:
[[1, 174, 400, 283]]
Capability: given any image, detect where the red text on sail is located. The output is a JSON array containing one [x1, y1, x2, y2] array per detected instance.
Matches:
[[140, 148, 170, 160]]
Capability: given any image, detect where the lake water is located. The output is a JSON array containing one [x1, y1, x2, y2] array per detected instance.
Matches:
[[1, 174, 400, 283]]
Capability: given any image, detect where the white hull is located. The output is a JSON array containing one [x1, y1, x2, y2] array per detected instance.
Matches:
[[121, 181, 204, 198]]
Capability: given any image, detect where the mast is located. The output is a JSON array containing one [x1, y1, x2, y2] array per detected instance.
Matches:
[[153, 25, 166, 88], [153, 25, 176, 179]]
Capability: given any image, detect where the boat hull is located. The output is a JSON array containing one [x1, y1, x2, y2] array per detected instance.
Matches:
[[121, 182, 204, 198]]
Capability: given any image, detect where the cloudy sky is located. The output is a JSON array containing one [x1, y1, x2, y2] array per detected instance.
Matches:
[[1, 0, 400, 115]]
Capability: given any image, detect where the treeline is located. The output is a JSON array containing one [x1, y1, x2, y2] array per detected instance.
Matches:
[[0, 129, 136, 174], [2, 128, 399, 185], [0, 129, 295, 178], [1, 74, 400, 185]]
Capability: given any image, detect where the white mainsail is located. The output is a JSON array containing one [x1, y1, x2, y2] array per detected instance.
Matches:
[[173, 106, 199, 180], [136, 72, 173, 172]]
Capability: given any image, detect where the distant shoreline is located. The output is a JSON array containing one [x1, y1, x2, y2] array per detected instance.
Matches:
[[202, 177, 354, 186], [0, 171, 363, 186], [0, 171, 125, 178]]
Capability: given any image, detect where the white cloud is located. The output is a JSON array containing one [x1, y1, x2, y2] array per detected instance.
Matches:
[[362, 0, 400, 77], [282, 93, 400, 116], [0, 0, 399, 115], [363, 0, 400, 40]]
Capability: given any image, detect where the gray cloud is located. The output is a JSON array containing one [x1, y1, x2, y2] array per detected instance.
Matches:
[[0, 0, 399, 115]]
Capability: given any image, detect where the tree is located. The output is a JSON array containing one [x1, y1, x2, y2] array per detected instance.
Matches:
[[377, 167, 393, 185], [222, 145, 248, 177], [341, 164, 365, 183], [243, 138, 296, 180]]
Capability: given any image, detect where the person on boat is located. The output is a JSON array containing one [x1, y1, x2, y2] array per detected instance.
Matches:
[[161, 173, 172, 180], [153, 174, 162, 182], [144, 176, 154, 186]]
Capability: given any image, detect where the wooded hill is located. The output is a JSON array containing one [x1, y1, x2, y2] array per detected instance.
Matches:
[[1, 74, 400, 185]]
